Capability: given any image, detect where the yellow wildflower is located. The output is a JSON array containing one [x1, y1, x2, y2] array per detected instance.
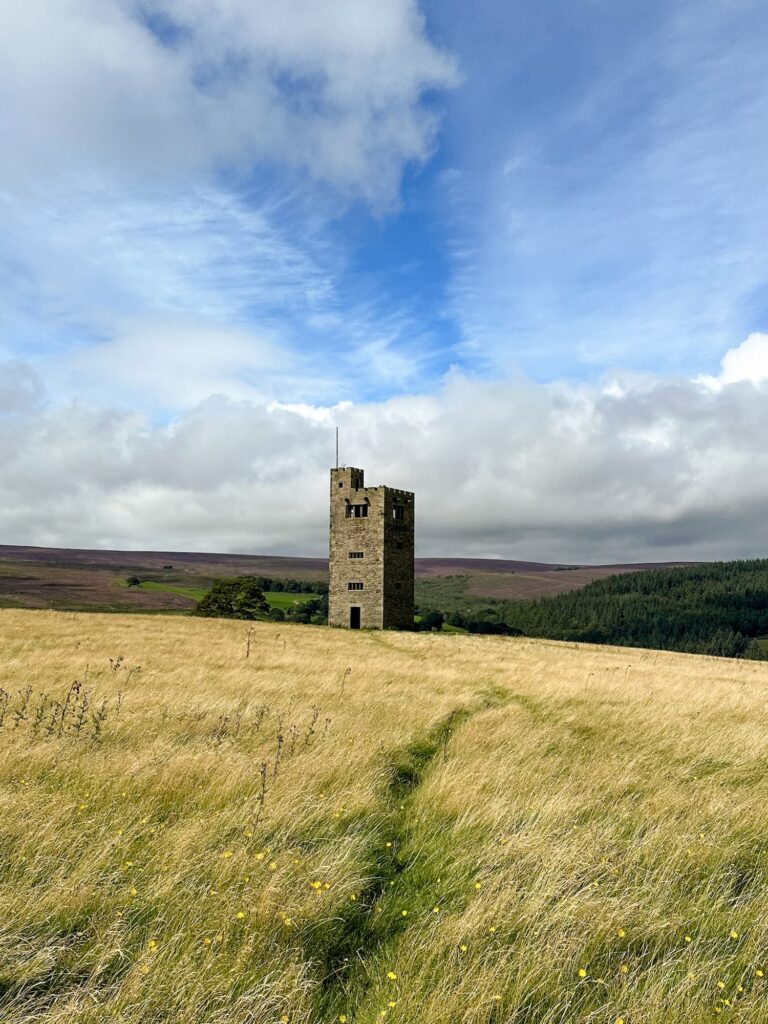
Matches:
[[730, 930, 739, 939], [386, 971, 397, 980], [578, 968, 587, 978], [617, 928, 626, 938], [236, 911, 245, 920]]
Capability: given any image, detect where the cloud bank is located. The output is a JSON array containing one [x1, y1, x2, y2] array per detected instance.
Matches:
[[3, 335, 768, 563], [0, 0, 457, 203]]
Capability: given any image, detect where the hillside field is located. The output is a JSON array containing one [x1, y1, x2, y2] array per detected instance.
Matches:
[[1, 611, 767, 1023]]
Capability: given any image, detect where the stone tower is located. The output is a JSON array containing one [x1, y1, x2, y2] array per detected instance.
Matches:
[[328, 466, 414, 629]]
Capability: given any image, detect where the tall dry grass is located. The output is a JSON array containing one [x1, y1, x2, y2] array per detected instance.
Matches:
[[0, 609, 766, 1023]]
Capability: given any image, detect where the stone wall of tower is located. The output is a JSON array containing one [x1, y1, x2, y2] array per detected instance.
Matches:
[[328, 466, 414, 629], [381, 486, 415, 629]]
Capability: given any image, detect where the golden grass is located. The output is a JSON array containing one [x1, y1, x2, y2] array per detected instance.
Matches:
[[1, 609, 767, 1023]]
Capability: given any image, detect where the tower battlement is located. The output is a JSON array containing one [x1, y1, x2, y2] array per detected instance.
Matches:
[[328, 466, 415, 629]]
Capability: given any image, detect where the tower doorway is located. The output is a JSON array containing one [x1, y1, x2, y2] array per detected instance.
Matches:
[[350, 606, 361, 629]]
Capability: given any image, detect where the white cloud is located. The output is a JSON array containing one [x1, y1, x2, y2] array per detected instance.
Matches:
[[0, 176, 440, 407], [698, 332, 768, 389], [0, 0, 457, 204], [0, 182, 335, 335], [62, 315, 286, 409], [3, 338, 768, 562]]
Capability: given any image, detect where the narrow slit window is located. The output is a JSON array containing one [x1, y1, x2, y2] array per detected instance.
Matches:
[[348, 582, 364, 591], [392, 505, 405, 520]]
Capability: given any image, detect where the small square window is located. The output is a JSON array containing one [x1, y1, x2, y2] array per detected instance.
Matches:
[[349, 551, 364, 559], [348, 581, 364, 591]]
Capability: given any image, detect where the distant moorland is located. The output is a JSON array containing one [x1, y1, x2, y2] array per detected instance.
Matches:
[[0, 544, 689, 613]]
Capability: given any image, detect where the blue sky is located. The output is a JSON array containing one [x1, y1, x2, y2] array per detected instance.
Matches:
[[2, 0, 768, 558]]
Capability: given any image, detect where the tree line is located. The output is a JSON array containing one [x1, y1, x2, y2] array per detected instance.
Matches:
[[420, 560, 768, 658]]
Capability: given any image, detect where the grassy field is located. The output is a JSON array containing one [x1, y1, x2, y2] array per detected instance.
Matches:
[[260, 592, 321, 611], [1, 611, 767, 1023]]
